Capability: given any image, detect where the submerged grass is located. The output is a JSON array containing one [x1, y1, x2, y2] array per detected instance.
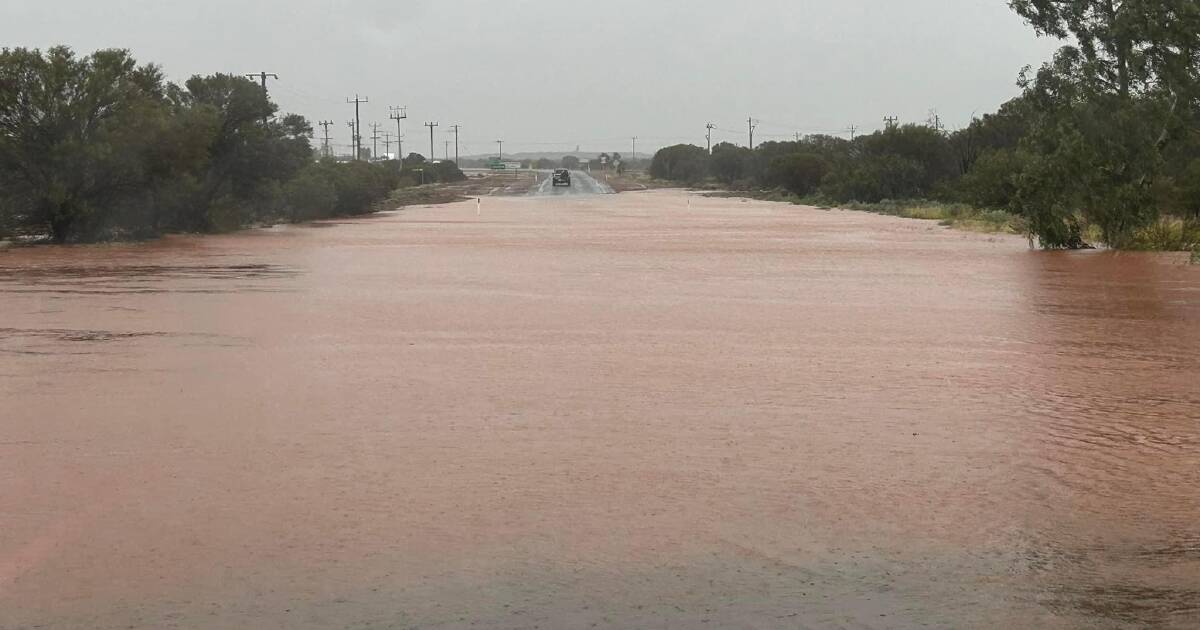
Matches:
[[704, 190, 1025, 235], [838, 200, 1025, 234], [1127, 217, 1200, 252]]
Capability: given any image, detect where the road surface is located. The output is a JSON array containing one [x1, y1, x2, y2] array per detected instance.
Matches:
[[531, 169, 615, 195], [1, 190, 1198, 629]]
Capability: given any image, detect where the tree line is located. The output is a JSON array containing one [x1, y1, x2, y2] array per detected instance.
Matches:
[[0, 46, 464, 243], [650, 0, 1200, 250]]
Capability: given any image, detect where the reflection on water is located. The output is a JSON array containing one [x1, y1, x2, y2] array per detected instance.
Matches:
[[0, 198, 1197, 629]]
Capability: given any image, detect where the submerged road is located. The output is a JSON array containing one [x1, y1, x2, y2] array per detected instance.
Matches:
[[1, 190, 1198, 629], [531, 169, 615, 196]]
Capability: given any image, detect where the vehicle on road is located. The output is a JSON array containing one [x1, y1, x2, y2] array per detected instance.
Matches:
[[552, 169, 571, 187]]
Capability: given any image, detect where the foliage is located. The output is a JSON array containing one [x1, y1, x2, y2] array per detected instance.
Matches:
[[709, 142, 753, 185], [0, 46, 404, 242], [764, 153, 828, 196], [649, 144, 709, 183]]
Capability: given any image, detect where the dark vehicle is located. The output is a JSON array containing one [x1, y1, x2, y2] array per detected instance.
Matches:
[[552, 169, 571, 187]]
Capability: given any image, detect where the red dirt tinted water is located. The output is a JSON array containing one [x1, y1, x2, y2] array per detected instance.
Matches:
[[2, 191, 1198, 628]]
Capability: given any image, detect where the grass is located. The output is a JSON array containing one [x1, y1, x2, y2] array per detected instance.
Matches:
[[387, 185, 468, 208], [839, 200, 1025, 234], [700, 190, 1025, 236], [1126, 217, 1200, 252]]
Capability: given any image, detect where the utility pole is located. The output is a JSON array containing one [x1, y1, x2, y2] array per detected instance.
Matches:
[[496, 139, 503, 160], [369, 123, 382, 161], [884, 115, 899, 130], [705, 123, 715, 154], [346, 120, 356, 159], [318, 120, 334, 158], [424, 122, 439, 161], [747, 117, 758, 150], [927, 109, 944, 133], [632, 136, 638, 161], [450, 124, 461, 163], [388, 106, 407, 163], [245, 72, 278, 124], [381, 132, 393, 160], [847, 124, 858, 140], [444, 139, 450, 160], [346, 95, 368, 160]]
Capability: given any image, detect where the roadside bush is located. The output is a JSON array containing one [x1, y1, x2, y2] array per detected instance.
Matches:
[[764, 153, 828, 196], [649, 144, 709, 184], [284, 166, 339, 221], [710, 143, 754, 186]]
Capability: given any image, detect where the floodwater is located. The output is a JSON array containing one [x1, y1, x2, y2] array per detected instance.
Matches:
[[1, 190, 1198, 629]]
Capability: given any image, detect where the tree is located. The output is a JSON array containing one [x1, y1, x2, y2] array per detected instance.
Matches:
[[764, 153, 828, 196], [0, 46, 171, 241], [649, 144, 709, 183], [1009, 0, 1200, 246], [709, 142, 753, 186], [562, 155, 580, 169]]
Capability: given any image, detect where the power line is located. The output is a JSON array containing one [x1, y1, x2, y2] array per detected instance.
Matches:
[[317, 120, 334, 158], [389, 106, 407, 162], [450, 124, 461, 163], [346, 95, 368, 160], [425, 122, 439, 161], [370, 122, 382, 160], [246, 71, 278, 124], [380, 131, 394, 160]]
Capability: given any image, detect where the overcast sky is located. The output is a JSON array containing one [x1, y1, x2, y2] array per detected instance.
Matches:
[[4, 0, 1062, 157]]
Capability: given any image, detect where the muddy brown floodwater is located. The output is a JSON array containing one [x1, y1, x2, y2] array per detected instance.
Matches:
[[1, 190, 1198, 629]]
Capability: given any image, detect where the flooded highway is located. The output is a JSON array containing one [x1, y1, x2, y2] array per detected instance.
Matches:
[[1, 190, 1198, 629]]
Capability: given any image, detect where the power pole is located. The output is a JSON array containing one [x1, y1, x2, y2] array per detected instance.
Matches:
[[444, 139, 450, 160], [346, 95, 368, 160], [927, 109, 944, 133], [450, 124, 461, 163], [496, 139, 503, 160], [381, 132, 393, 160], [705, 123, 715, 154], [245, 72, 278, 124], [884, 116, 899, 130], [424, 122, 439, 161], [847, 124, 858, 140], [318, 120, 334, 158], [370, 123, 382, 161], [346, 120, 356, 159], [632, 136, 638, 161], [388, 106, 407, 162], [747, 117, 758, 150]]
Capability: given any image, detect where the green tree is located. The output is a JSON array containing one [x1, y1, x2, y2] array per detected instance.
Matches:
[[1009, 0, 1200, 246], [709, 142, 753, 186], [764, 153, 828, 196], [649, 144, 709, 183], [0, 46, 170, 241]]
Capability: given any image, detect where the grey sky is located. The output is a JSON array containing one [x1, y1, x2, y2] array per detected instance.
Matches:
[[4, 0, 1062, 157]]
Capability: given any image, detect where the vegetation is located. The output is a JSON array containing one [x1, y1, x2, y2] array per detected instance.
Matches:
[[0, 46, 463, 243], [650, 0, 1200, 251]]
